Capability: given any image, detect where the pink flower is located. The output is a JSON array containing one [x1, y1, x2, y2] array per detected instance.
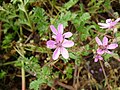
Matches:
[[95, 36, 118, 55], [98, 18, 120, 29], [50, 24, 73, 39], [47, 33, 74, 60], [94, 54, 103, 62]]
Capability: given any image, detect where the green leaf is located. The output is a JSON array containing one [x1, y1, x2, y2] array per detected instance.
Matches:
[[81, 45, 90, 56], [2, 33, 15, 49], [69, 53, 77, 60], [65, 64, 73, 79], [103, 0, 111, 10], [112, 53, 120, 61], [51, 11, 77, 28], [64, 0, 79, 10], [30, 80, 40, 90], [0, 70, 6, 79], [80, 12, 91, 22], [32, 7, 49, 36], [30, 66, 53, 90], [24, 0, 29, 5], [103, 53, 112, 61], [18, 4, 25, 12]]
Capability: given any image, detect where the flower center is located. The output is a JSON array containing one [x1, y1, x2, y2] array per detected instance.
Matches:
[[99, 45, 107, 50], [56, 41, 62, 47]]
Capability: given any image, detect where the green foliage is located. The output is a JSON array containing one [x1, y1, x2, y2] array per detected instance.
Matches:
[[31, 7, 49, 36], [30, 66, 53, 90], [63, 0, 79, 10], [24, 56, 41, 74], [116, 32, 120, 44], [103, 0, 111, 11], [51, 11, 77, 27], [88, 0, 104, 14], [103, 53, 112, 61], [2, 33, 15, 49], [69, 53, 77, 60], [81, 44, 90, 56], [0, 3, 18, 33], [65, 64, 73, 79], [72, 12, 91, 41], [0, 70, 6, 79]]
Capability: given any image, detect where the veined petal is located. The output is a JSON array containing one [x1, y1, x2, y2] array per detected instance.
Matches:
[[62, 39, 74, 47], [63, 32, 72, 38], [98, 23, 109, 28], [103, 36, 108, 46], [50, 25, 58, 35], [58, 24, 63, 34], [60, 47, 69, 59], [97, 48, 104, 55], [106, 19, 112, 23], [56, 33, 63, 43], [47, 40, 56, 49], [95, 37, 102, 45], [107, 44, 118, 49], [52, 48, 60, 60]]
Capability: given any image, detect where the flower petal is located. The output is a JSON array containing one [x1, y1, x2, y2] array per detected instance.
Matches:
[[58, 24, 63, 34], [97, 48, 104, 55], [52, 48, 60, 60], [106, 19, 112, 23], [56, 33, 63, 43], [107, 44, 118, 49], [52, 35, 56, 39], [94, 57, 98, 62], [62, 39, 74, 47], [115, 18, 120, 23], [47, 40, 56, 49], [60, 47, 69, 59], [50, 25, 58, 35], [98, 23, 109, 28], [105, 50, 112, 54], [63, 32, 72, 38], [98, 55, 103, 60], [102, 36, 108, 46], [95, 37, 102, 45]]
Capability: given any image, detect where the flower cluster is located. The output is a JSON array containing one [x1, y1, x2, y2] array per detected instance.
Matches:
[[47, 24, 74, 60], [94, 18, 120, 62], [47, 19, 119, 62]]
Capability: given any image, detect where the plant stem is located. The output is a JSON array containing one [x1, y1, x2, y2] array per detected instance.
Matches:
[[22, 60, 25, 90], [20, 0, 33, 32], [0, 61, 19, 66], [56, 81, 74, 90], [14, 46, 26, 90], [99, 60, 108, 86]]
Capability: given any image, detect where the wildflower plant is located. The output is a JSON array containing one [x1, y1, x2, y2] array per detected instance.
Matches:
[[1, 0, 120, 90]]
